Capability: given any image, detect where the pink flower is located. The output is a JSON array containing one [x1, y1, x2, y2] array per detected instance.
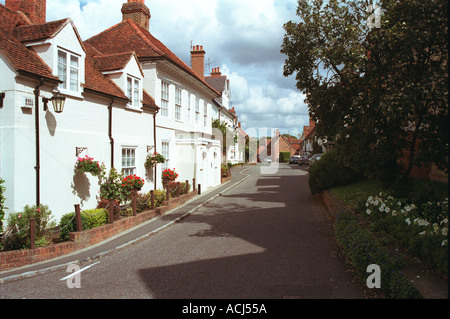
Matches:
[[18, 214, 21, 219]]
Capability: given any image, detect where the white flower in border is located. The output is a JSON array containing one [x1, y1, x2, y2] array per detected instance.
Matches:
[[419, 231, 426, 236], [414, 218, 430, 227], [406, 218, 411, 225], [366, 209, 371, 215], [385, 207, 390, 213], [397, 201, 402, 206], [442, 240, 448, 246], [442, 227, 448, 236]]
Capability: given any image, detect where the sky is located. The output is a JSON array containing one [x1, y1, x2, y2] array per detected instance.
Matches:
[[1, 0, 310, 138]]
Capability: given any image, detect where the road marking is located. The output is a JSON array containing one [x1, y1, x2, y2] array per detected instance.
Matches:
[[59, 261, 100, 281]]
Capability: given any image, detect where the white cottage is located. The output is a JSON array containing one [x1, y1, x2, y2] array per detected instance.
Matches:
[[85, 0, 224, 192], [0, 1, 159, 221]]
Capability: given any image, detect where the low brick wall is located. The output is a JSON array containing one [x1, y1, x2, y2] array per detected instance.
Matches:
[[321, 190, 346, 221], [0, 191, 196, 272]]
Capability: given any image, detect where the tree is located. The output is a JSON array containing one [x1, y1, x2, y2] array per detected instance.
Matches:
[[281, 0, 448, 184]]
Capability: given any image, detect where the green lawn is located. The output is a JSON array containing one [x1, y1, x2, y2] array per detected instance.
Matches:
[[330, 178, 448, 211], [330, 179, 382, 211]]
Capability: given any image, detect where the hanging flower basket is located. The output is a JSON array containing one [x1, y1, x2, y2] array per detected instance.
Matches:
[[145, 152, 166, 169], [75, 155, 102, 176], [162, 168, 178, 188], [121, 174, 145, 192]]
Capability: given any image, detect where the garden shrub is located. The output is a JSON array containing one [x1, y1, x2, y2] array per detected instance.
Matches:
[[2, 205, 56, 250], [364, 193, 448, 276], [153, 189, 167, 207], [59, 212, 90, 242], [83, 208, 109, 229], [308, 150, 361, 194], [279, 151, 291, 162], [335, 210, 422, 299]]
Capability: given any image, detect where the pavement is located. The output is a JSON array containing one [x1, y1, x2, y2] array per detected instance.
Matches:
[[0, 165, 252, 284]]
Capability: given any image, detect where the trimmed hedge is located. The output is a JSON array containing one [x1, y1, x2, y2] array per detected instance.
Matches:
[[59, 209, 109, 242], [335, 210, 422, 299], [308, 150, 361, 194], [279, 151, 291, 162]]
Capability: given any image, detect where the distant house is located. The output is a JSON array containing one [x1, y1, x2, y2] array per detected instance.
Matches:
[[279, 135, 302, 156], [204, 67, 241, 164]]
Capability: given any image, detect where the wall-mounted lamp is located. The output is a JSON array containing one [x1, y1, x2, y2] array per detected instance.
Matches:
[[0, 92, 5, 108], [42, 91, 66, 113]]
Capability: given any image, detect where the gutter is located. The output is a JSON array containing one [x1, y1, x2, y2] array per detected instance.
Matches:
[[108, 99, 115, 168], [34, 78, 44, 207]]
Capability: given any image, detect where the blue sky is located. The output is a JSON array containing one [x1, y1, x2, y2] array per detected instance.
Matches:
[[1, 0, 310, 138]]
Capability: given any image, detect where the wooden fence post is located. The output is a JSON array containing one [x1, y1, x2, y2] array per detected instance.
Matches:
[[177, 182, 181, 197], [150, 190, 155, 209], [108, 200, 115, 224], [166, 185, 170, 201], [74, 204, 82, 232], [132, 190, 137, 216], [30, 218, 36, 249]]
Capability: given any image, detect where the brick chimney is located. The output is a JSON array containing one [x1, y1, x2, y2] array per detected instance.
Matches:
[[191, 45, 206, 80], [5, 0, 46, 24], [210, 67, 222, 77], [122, 0, 151, 31]]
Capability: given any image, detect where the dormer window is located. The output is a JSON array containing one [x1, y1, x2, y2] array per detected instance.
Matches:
[[127, 76, 141, 108], [58, 49, 80, 92]]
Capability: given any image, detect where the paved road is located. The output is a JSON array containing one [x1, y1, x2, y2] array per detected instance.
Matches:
[[0, 163, 368, 299]]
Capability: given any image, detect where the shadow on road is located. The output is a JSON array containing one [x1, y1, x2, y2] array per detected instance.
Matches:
[[136, 164, 367, 299]]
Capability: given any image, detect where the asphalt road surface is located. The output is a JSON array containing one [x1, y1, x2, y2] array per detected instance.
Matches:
[[0, 163, 369, 300]]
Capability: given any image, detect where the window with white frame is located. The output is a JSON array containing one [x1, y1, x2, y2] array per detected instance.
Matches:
[[58, 49, 80, 92], [127, 76, 141, 108], [195, 97, 200, 124], [175, 87, 182, 121], [161, 82, 169, 117], [203, 102, 208, 127], [187, 93, 191, 123], [122, 148, 136, 176], [161, 141, 170, 170]]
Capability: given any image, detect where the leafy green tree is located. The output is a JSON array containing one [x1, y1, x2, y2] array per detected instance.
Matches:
[[281, 0, 448, 184]]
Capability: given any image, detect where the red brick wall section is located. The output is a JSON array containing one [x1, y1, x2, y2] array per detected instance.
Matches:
[[0, 191, 197, 272]]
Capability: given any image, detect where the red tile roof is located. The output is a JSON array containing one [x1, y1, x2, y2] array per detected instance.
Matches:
[[143, 90, 159, 111], [0, 5, 59, 82], [83, 43, 129, 101], [92, 51, 143, 77], [85, 19, 220, 97], [17, 18, 71, 43]]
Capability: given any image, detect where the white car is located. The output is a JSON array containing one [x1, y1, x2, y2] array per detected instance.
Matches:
[[309, 154, 323, 165]]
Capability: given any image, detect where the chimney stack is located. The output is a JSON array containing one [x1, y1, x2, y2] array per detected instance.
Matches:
[[5, 0, 46, 24], [191, 45, 206, 80], [211, 67, 222, 77], [122, 0, 151, 31]]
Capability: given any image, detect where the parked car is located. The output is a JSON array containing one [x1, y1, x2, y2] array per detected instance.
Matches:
[[289, 155, 301, 164], [298, 155, 310, 166], [309, 154, 323, 165]]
